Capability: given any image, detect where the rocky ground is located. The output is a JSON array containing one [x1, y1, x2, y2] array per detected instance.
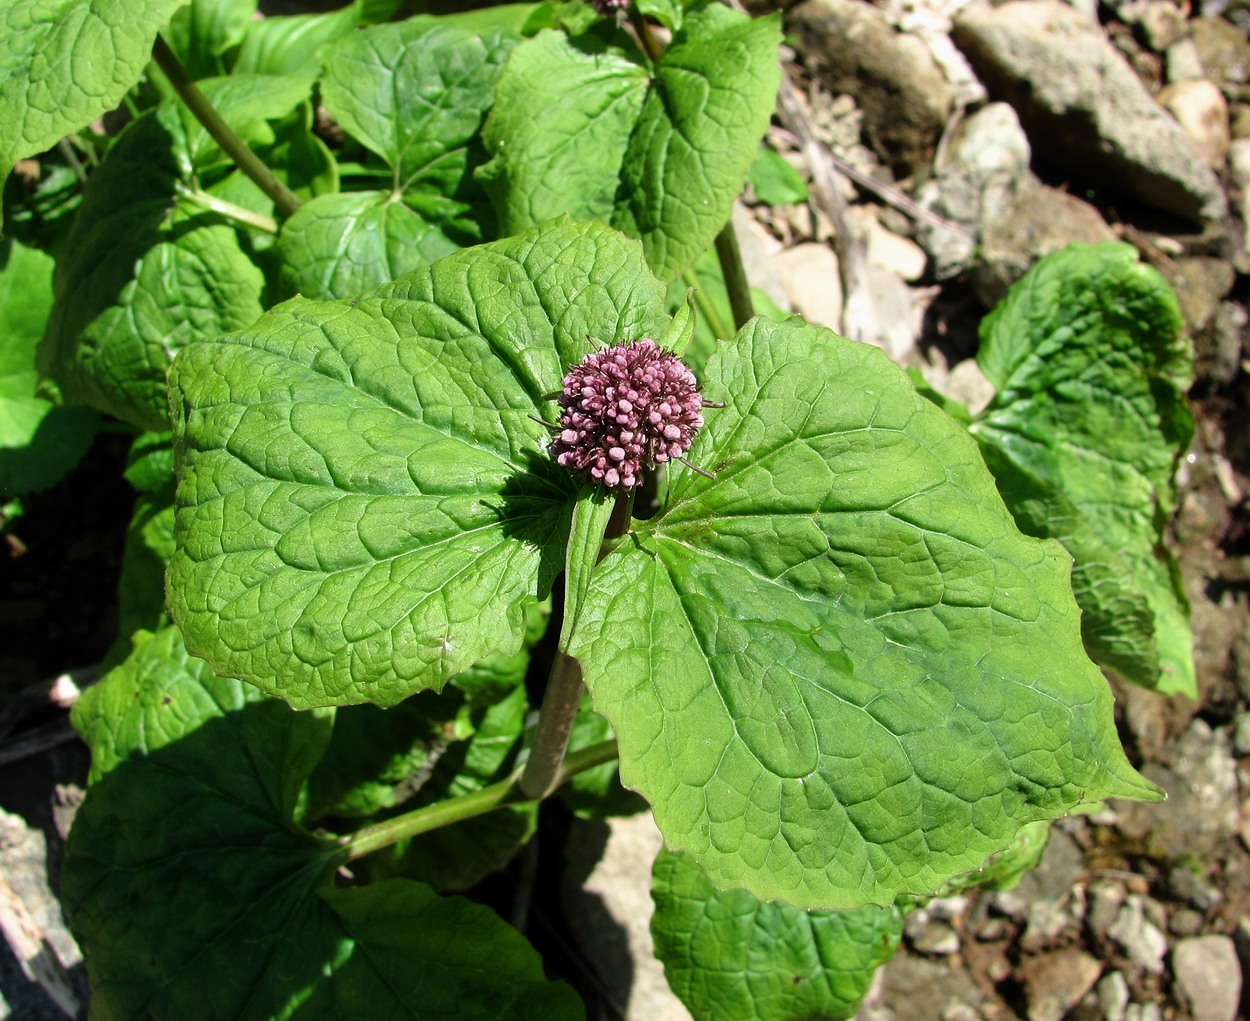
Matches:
[[5, 0, 1250, 1019]]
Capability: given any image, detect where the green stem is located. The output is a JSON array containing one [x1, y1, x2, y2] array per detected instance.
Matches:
[[343, 739, 619, 862], [151, 35, 301, 219], [682, 269, 733, 342], [714, 218, 754, 331], [627, 7, 663, 62], [176, 184, 279, 235]]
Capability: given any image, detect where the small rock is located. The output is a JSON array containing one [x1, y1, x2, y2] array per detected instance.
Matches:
[[1229, 138, 1250, 261], [1022, 949, 1102, 1021], [862, 214, 928, 282], [971, 183, 1116, 307], [977, 917, 1013, 941], [774, 242, 843, 331], [790, 0, 955, 174], [1172, 935, 1243, 1021], [1205, 302, 1247, 385], [877, 955, 984, 1021], [1157, 79, 1230, 167], [927, 896, 969, 922], [952, 0, 1226, 222], [1108, 896, 1169, 974], [1169, 907, 1207, 937], [915, 102, 1031, 279], [1191, 15, 1250, 86], [912, 920, 962, 957], [1097, 971, 1131, 1021], [1233, 711, 1250, 754], [990, 889, 1031, 922], [1087, 881, 1128, 941], [1165, 256, 1236, 332], [1168, 863, 1224, 911], [1136, 1, 1189, 52], [1124, 1004, 1162, 1021], [1167, 37, 1208, 82]]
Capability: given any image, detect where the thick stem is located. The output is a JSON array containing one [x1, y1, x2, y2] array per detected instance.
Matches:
[[627, 7, 664, 62], [518, 491, 632, 800], [151, 35, 302, 219], [343, 739, 618, 862], [714, 218, 755, 331]]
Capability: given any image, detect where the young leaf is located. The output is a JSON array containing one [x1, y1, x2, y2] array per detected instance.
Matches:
[[0, 0, 186, 190], [0, 238, 98, 495], [63, 626, 583, 1020], [651, 849, 902, 1021], [163, 0, 258, 79], [571, 315, 1162, 910], [969, 242, 1196, 695], [231, 1, 360, 76], [37, 110, 267, 431], [279, 16, 521, 298], [167, 218, 669, 709], [480, 4, 782, 281]]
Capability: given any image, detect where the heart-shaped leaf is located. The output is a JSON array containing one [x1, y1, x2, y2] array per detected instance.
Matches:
[[62, 626, 584, 1020], [168, 218, 669, 708], [480, 4, 782, 281], [571, 315, 1161, 909]]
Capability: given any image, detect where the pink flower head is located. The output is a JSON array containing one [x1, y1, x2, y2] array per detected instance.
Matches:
[[590, 0, 630, 13], [550, 339, 705, 490]]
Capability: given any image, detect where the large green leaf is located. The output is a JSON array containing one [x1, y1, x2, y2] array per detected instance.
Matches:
[[36, 106, 270, 430], [231, 1, 360, 76], [969, 242, 1195, 695], [0, 0, 186, 187], [0, 237, 98, 495], [651, 849, 902, 1021], [168, 218, 668, 708], [62, 626, 584, 1020], [479, 4, 781, 280], [571, 315, 1161, 910], [278, 15, 520, 299], [164, 0, 257, 79]]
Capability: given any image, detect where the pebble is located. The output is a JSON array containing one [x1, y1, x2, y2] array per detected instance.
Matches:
[[1124, 1004, 1162, 1021], [1233, 710, 1250, 755], [1156, 79, 1230, 167], [1097, 971, 1130, 1021], [1020, 948, 1102, 1021], [1168, 863, 1224, 911], [773, 242, 843, 331], [1087, 881, 1127, 941], [1107, 896, 1169, 974], [1172, 935, 1243, 1021]]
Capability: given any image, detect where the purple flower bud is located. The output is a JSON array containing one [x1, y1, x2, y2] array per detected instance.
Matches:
[[550, 339, 706, 490]]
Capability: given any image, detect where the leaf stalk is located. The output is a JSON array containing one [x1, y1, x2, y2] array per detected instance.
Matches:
[[714, 217, 755, 331], [151, 35, 302, 219]]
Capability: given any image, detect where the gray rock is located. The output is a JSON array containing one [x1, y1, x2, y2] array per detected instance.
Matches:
[[971, 182, 1117, 307], [1168, 37, 1209, 82], [1021, 948, 1102, 1021], [1172, 935, 1243, 1021], [1156, 79, 1230, 168], [1107, 896, 1169, 974], [877, 955, 984, 1021], [1124, 1004, 1163, 1021], [952, 0, 1227, 222], [1169, 907, 1207, 937], [1206, 302, 1247, 385], [1087, 881, 1128, 942], [1191, 15, 1250, 86], [1234, 710, 1250, 755], [1168, 863, 1224, 911], [790, 0, 956, 174], [915, 102, 1032, 279], [1097, 971, 1131, 1021]]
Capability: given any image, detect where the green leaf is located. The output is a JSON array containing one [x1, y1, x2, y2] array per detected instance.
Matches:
[[63, 626, 584, 1021], [280, 15, 520, 298], [319, 16, 518, 193], [0, 238, 98, 495], [0, 0, 187, 187], [970, 242, 1195, 695], [231, 1, 360, 76], [478, 29, 650, 233], [638, 0, 685, 32], [571, 314, 1161, 910], [164, 0, 257, 79], [111, 489, 176, 666], [167, 218, 668, 709], [748, 144, 809, 206], [561, 485, 615, 647], [559, 692, 645, 819], [37, 111, 266, 431], [944, 818, 1051, 894], [123, 430, 175, 493], [652, 849, 902, 1021], [481, 5, 782, 281], [278, 191, 460, 300], [614, 5, 782, 280]]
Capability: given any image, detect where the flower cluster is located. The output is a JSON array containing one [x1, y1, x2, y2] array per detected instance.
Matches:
[[590, 0, 631, 14], [550, 339, 705, 490]]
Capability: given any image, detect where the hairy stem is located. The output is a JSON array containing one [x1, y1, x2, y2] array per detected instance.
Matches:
[[714, 218, 755, 331], [343, 739, 619, 862], [151, 35, 302, 219]]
